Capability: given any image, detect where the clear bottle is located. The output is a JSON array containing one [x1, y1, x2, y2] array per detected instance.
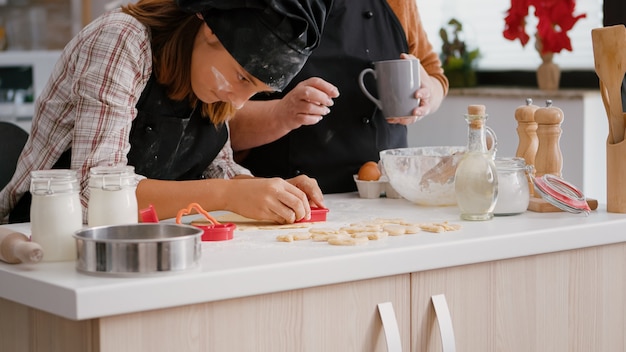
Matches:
[[454, 105, 498, 221], [88, 165, 140, 227], [30, 169, 83, 262]]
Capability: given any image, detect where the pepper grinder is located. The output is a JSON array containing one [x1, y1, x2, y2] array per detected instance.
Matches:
[[533, 99, 563, 182], [527, 100, 566, 212], [515, 98, 539, 195]]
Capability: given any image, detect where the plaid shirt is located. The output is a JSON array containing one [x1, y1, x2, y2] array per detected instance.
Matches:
[[0, 10, 251, 223]]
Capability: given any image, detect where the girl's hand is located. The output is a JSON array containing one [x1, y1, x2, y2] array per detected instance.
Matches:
[[224, 176, 323, 224]]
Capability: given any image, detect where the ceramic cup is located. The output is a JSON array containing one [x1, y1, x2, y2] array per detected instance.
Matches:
[[358, 59, 421, 119]]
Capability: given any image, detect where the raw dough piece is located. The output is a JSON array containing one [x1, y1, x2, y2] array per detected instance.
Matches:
[[352, 231, 389, 240], [311, 233, 333, 242], [382, 224, 406, 236], [309, 227, 344, 235], [292, 232, 312, 240], [418, 221, 462, 233], [403, 224, 421, 234], [276, 234, 295, 242], [434, 222, 462, 231], [216, 213, 312, 231], [419, 224, 446, 233], [340, 225, 383, 234], [311, 231, 348, 242], [328, 236, 369, 246], [373, 217, 410, 225], [276, 232, 312, 242]]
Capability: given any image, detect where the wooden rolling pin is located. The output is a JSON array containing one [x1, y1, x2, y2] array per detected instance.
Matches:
[[0, 227, 44, 264]]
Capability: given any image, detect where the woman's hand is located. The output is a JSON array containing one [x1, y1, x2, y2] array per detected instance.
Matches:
[[224, 176, 324, 224], [272, 77, 340, 130], [387, 53, 445, 125]]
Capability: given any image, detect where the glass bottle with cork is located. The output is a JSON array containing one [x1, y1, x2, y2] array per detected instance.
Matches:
[[454, 104, 498, 220]]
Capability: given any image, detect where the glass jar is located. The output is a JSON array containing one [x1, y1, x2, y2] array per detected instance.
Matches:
[[87, 166, 139, 227], [454, 105, 498, 221], [493, 157, 531, 216], [30, 169, 82, 262]]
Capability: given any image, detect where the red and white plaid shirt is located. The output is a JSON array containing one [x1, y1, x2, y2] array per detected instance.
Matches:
[[0, 10, 251, 223]]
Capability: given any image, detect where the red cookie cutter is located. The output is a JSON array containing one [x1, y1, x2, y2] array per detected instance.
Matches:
[[139, 204, 160, 223], [176, 203, 236, 241], [295, 207, 329, 223]]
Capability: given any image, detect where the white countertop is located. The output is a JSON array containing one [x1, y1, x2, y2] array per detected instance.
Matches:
[[2, 193, 626, 321]]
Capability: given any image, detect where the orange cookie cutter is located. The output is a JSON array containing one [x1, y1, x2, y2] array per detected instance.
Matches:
[[175, 203, 236, 241]]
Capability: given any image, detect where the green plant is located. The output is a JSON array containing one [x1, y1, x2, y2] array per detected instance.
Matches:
[[439, 18, 481, 87]]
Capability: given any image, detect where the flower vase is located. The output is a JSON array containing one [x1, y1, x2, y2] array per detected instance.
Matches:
[[536, 52, 560, 91]]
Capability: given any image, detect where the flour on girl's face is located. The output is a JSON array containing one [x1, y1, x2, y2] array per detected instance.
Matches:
[[210, 66, 245, 109], [211, 66, 231, 91]]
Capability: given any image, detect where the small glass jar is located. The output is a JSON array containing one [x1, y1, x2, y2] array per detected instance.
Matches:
[[493, 157, 531, 216], [88, 166, 139, 227], [30, 169, 82, 262]]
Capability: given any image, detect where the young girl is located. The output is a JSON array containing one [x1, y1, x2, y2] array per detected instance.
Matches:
[[0, 0, 331, 224]]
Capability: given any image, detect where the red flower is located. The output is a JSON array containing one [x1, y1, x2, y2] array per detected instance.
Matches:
[[503, 0, 586, 54]]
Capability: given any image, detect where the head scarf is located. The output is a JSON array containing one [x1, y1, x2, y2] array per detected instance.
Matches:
[[177, 0, 332, 91]]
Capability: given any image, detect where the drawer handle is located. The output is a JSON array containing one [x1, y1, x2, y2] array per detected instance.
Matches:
[[432, 294, 457, 352], [377, 302, 403, 352]]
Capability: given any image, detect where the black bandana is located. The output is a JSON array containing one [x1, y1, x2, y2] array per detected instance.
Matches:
[[177, 0, 332, 91]]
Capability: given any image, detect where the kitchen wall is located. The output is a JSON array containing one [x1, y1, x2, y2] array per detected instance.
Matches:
[[0, 0, 73, 50]]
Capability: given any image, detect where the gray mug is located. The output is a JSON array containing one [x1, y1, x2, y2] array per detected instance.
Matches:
[[358, 59, 421, 119]]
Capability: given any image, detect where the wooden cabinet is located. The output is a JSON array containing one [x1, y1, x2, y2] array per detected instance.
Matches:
[[3, 243, 626, 351], [0, 274, 410, 352], [411, 242, 626, 352]]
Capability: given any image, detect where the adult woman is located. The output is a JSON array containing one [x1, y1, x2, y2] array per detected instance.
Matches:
[[230, 0, 449, 194], [0, 0, 331, 224]]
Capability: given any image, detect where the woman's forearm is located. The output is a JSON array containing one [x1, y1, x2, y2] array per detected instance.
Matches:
[[230, 100, 291, 151]]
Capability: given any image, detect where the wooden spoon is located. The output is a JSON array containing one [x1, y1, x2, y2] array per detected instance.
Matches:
[[592, 25, 626, 144], [419, 151, 464, 187]]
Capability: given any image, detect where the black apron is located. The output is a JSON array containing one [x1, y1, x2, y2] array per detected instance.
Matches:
[[240, 0, 409, 194], [9, 74, 226, 223], [127, 74, 227, 180]]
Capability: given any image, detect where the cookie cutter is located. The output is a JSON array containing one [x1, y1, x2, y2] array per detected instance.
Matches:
[[295, 207, 329, 223], [139, 204, 159, 223], [176, 203, 236, 241]]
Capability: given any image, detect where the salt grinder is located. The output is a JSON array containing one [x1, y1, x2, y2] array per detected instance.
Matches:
[[533, 100, 563, 191], [515, 98, 539, 195]]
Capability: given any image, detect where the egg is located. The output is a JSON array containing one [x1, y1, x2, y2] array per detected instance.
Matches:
[[357, 161, 382, 181]]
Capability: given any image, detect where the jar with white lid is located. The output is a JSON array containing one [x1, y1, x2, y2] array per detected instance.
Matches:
[[493, 157, 531, 216], [88, 165, 140, 227], [30, 169, 82, 262]]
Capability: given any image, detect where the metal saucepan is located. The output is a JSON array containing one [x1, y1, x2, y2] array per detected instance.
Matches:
[[73, 223, 202, 276]]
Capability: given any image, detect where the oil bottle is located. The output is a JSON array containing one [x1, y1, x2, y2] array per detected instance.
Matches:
[[454, 104, 498, 220]]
